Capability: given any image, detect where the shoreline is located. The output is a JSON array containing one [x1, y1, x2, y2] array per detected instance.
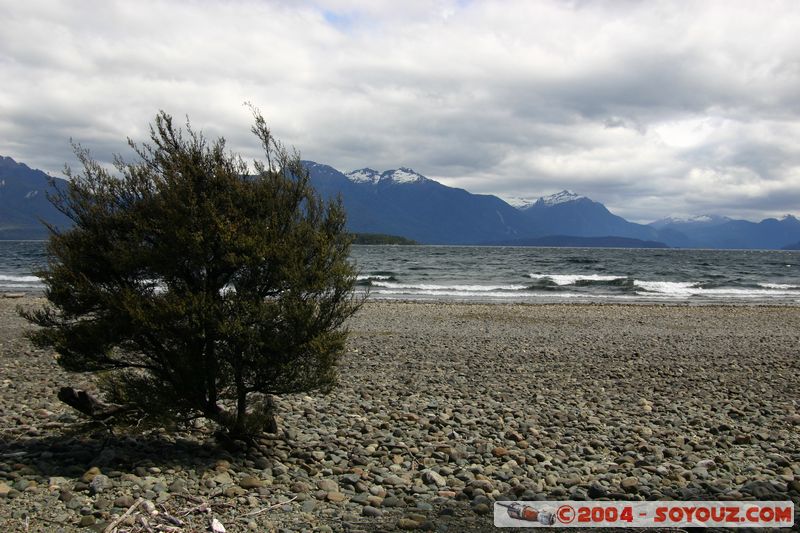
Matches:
[[356, 297, 800, 307], [4, 291, 800, 308], [1, 297, 798, 532]]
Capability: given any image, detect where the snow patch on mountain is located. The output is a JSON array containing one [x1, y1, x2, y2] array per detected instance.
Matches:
[[501, 196, 537, 209], [650, 214, 731, 227], [347, 168, 381, 184], [536, 190, 586, 207], [504, 190, 587, 210], [380, 167, 428, 184], [347, 167, 429, 185]]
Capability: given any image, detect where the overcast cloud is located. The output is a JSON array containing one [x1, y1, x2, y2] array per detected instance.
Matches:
[[2, 0, 800, 222]]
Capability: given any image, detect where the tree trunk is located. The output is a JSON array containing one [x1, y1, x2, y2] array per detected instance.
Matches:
[[263, 394, 278, 434], [57, 387, 130, 420], [233, 385, 248, 437]]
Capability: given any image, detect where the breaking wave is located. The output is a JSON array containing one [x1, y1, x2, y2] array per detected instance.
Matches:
[[362, 273, 800, 301], [0, 274, 40, 283]]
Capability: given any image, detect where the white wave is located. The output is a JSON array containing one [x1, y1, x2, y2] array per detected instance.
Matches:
[[635, 280, 798, 298], [760, 283, 798, 290], [372, 288, 590, 299], [528, 273, 625, 285], [0, 274, 40, 282], [370, 289, 635, 301], [634, 281, 696, 295], [357, 275, 393, 281], [370, 281, 527, 291], [374, 289, 524, 298]]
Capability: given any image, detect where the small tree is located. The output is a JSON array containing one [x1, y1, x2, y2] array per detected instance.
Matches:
[[23, 110, 361, 438]]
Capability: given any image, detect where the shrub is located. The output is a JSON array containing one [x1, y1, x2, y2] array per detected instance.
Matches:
[[23, 109, 361, 438]]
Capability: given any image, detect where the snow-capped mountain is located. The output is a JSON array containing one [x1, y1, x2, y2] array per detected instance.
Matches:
[[346, 168, 381, 184], [309, 162, 526, 244], [534, 190, 587, 208], [503, 190, 587, 210], [5, 152, 800, 248], [650, 214, 730, 229], [499, 196, 536, 209], [382, 167, 429, 184], [346, 167, 430, 185], [514, 188, 660, 242]]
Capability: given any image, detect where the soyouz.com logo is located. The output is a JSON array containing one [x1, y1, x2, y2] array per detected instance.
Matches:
[[493, 501, 795, 528]]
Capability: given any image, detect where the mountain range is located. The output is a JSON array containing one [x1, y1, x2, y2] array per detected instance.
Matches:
[[0, 156, 71, 239], [2, 154, 800, 249]]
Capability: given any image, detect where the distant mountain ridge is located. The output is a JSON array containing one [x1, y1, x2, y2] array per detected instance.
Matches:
[[510, 189, 588, 209], [488, 235, 669, 248], [0, 156, 71, 239], [2, 154, 800, 248], [514, 190, 661, 243], [305, 162, 671, 245], [305, 161, 527, 245], [649, 214, 800, 249], [308, 165, 800, 248], [650, 214, 731, 229]]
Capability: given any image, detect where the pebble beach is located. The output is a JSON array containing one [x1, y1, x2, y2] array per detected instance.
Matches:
[[1, 296, 798, 532]]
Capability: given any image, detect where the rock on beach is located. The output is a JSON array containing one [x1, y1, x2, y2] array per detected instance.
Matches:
[[0, 297, 798, 532]]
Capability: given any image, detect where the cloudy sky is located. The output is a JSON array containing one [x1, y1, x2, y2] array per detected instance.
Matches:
[[2, 0, 800, 222]]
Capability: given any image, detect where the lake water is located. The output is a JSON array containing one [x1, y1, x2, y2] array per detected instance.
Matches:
[[2, 241, 799, 304], [353, 245, 800, 304]]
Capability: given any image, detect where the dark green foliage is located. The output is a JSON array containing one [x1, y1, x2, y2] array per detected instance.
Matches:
[[22, 110, 361, 437], [351, 233, 418, 245]]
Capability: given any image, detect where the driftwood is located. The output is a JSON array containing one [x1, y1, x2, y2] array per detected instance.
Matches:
[[245, 496, 297, 517], [103, 497, 144, 533], [57, 386, 130, 420]]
